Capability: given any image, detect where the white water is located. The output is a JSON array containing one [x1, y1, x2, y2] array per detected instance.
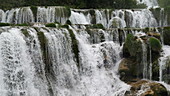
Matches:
[[71, 27, 131, 96], [0, 7, 162, 29], [159, 46, 170, 82], [136, 0, 158, 8], [69, 11, 90, 24], [0, 0, 169, 95], [0, 28, 39, 96], [0, 26, 132, 96], [142, 41, 148, 79], [149, 45, 152, 80]]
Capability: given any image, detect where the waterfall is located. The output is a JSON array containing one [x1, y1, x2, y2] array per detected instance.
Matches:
[[149, 45, 152, 80], [159, 46, 170, 82], [71, 27, 130, 96], [0, 7, 161, 29], [0, 28, 40, 96], [0, 26, 132, 96], [69, 11, 90, 24], [142, 40, 148, 79], [136, 0, 158, 8], [0, 0, 169, 95]]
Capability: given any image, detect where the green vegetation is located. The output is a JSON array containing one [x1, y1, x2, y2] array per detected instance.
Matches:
[[158, 0, 170, 8], [0, 0, 147, 10], [149, 37, 162, 52], [60, 24, 69, 29], [0, 23, 10, 26], [45, 23, 57, 27], [123, 34, 142, 58], [86, 24, 105, 29], [0, 23, 31, 27], [15, 23, 30, 26]]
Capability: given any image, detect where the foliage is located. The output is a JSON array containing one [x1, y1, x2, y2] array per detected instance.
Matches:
[[149, 37, 162, 52], [0, 0, 147, 10], [158, 0, 170, 8]]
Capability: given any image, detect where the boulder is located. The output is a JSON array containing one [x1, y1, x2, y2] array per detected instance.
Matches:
[[119, 58, 142, 82], [125, 80, 168, 96]]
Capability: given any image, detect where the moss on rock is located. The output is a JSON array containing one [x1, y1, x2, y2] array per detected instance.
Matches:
[[149, 37, 162, 52], [68, 29, 80, 68], [123, 34, 142, 58], [45, 23, 57, 27], [0, 23, 10, 27], [86, 24, 105, 29], [21, 29, 30, 37], [125, 80, 168, 96]]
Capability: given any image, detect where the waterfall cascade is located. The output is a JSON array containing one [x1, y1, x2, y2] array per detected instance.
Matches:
[[0, 0, 169, 96]]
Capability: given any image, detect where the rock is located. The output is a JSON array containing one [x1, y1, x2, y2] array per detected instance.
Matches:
[[125, 80, 168, 96], [163, 27, 170, 46], [147, 32, 160, 40], [123, 34, 143, 59], [149, 37, 162, 53], [119, 58, 142, 82]]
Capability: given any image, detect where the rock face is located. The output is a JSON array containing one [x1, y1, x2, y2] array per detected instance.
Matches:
[[163, 27, 170, 45], [120, 33, 162, 80], [119, 58, 140, 82], [119, 32, 168, 96], [125, 80, 168, 96]]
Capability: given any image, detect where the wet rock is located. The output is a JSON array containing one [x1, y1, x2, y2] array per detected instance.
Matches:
[[119, 58, 141, 82], [125, 80, 168, 96], [163, 27, 170, 45]]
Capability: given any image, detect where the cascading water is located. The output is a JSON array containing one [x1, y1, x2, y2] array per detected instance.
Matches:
[[136, 0, 158, 8], [0, 28, 40, 96], [0, 0, 169, 95], [0, 26, 132, 96], [141, 40, 148, 79], [71, 27, 130, 96], [149, 45, 152, 80]]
